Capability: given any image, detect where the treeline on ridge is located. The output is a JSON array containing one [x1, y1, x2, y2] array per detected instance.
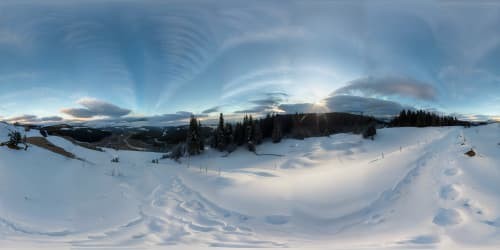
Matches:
[[389, 109, 470, 127], [180, 112, 378, 157]]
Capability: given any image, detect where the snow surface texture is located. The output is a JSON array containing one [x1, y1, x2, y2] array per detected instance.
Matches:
[[1, 123, 500, 249]]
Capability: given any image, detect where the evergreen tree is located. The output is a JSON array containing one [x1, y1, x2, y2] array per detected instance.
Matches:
[[186, 115, 201, 155], [272, 115, 282, 143], [214, 113, 226, 151], [234, 122, 245, 146], [261, 113, 274, 138], [224, 123, 234, 147], [197, 120, 205, 151], [253, 121, 263, 145]]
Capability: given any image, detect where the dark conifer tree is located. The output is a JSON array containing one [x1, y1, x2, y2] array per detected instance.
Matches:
[[214, 113, 226, 151], [272, 115, 282, 143], [186, 115, 201, 155], [253, 121, 263, 145]]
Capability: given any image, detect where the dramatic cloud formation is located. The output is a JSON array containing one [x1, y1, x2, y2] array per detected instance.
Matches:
[[232, 89, 406, 118], [334, 76, 437, 101], [234, 92, 287, 114], [324, 95, 406, 117], [0, 1, 499, 121], [61, 98, 131, 119]]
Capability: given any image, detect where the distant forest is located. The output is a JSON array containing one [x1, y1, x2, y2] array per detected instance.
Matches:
[[178, 112, 379, 158], [389, 109, 470, 127]]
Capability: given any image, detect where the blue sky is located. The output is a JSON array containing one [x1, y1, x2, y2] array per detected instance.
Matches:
[[1, 0, 500, 125]]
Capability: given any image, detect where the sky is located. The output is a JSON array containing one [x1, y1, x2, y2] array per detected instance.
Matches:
[[1, 0, 500, 125]]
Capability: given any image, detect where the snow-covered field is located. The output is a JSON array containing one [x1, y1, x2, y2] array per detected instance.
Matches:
[[1, 123, 500, 249]]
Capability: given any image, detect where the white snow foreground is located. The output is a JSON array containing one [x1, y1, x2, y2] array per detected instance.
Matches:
[[1, 123, 500, 249]]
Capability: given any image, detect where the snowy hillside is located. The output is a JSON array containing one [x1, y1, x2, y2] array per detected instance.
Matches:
[[1, 123, 500, 249]]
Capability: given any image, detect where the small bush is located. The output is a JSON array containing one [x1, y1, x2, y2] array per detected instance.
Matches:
[[170, 143, 185, 162], [363, 125, 376, 140], [465, 149, 476, 157], [8, 131, 22, 149]]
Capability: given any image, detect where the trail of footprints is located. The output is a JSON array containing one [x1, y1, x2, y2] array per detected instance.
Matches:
[[138, 178, 284, 247], [76, 177, 285, 247], [434, 160, 491, 229], [433, 159, 464, 227]]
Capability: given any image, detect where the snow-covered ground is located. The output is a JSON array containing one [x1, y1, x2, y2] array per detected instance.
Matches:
[[1, 123, 500, 249]]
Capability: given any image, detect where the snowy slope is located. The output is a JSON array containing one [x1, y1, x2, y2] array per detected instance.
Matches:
[[0, 123, 500, 249]]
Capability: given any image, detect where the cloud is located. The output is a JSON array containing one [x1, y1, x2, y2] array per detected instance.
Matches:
[[61, 98, 131, 118], [234, 91, 406, 118], [5, 114, 37, 122], [148, 111, 208, 124], [278, 103, 325, 114], [202, 106, 220, 114], [454, 113, 500, 122], [222, 26, 308, 50], [234, 106, 274, 114], [234, 92, 288, 114], [37, 116, 64, 122], [250, 93, 286, 106], [333, 76, 438, 101], [324, 95, 406, 117], [5, 114, 63, 124]]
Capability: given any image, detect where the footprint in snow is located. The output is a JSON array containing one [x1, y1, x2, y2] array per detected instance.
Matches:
[[433, 208, 462, 226], [444, 168, 459, 176], [439, 185, 460, 200]]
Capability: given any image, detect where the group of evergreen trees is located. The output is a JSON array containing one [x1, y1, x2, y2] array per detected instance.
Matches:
[[389, 109, 469, 127], [179, 112, 380, 156], [186, 115, 204, 155], [211, 113, 264, 153], [181, 109, 472, 157]]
